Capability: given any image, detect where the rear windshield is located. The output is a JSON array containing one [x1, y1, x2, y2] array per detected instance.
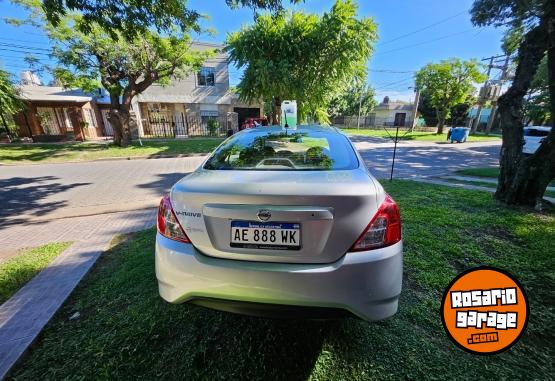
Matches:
[[524, 128, 550, 137], [204, 129, 358, 171]]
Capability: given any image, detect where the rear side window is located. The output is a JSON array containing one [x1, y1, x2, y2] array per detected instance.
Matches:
[[204, 129, 358, 170], [524, 128, 550, 137]]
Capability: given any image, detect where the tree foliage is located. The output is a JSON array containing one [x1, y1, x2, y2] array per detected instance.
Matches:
[[470, 0, 554, 208], [0, 68, 23, 115], [0, 68, 24, 135], [417, 91, 438, 127], [327, 76, 376, 118], [226, 0, 377, 124], [524, 56, 551, 124], [51, 19, 210, 145], [41, 0, 302, 38], [415, 59, 485, 133]]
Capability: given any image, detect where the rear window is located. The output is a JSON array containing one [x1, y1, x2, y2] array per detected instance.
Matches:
[[204, 129, 358, 170], [524, 128, 550, 137]]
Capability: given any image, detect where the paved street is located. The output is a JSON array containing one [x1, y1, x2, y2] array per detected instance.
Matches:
[[0, 138, 501, 257], [352, 137, 501, 179]]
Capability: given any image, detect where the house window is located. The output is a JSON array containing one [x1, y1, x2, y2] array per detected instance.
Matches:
[[83, 108, 97, 128], [200, 110, 218, 125], [36, 107, 61, 135], [197, 67, 215, 86]]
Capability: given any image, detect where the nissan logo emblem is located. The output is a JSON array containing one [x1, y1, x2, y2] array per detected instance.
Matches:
[[257, 209, 271, 221]]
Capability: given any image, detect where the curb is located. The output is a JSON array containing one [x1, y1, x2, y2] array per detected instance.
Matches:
[[0, 153, 209, 167]]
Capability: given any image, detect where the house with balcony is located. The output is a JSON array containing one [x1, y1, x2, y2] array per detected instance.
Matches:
[[135, 42, 263, 137]]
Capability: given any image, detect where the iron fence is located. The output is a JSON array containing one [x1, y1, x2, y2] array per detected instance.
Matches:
[[142, 113, 237, 138]]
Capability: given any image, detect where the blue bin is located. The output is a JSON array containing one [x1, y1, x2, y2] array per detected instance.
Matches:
[[449, 127, 470, 143]]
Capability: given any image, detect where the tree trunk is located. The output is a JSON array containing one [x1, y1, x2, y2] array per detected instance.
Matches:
[[272, 96, 281, 125], [107, 93, 132, 147], [436, 110, 446, 134], [495, 15, 554, 209], [0, 112, 10, 136]]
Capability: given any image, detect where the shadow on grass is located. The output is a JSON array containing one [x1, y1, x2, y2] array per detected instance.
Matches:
[[7, 230, 334, 380], [8, 180, 555, 379]]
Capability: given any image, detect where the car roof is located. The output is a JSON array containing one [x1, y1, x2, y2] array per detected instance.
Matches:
[[524, 126, 551, 131], [242, 125, 342, 134]]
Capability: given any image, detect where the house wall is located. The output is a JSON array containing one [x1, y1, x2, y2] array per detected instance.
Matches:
[[80, 101, 104, 140], [374, 109, 414, 126], [138, 43, 230, 104], [14, 101, 105, 141]]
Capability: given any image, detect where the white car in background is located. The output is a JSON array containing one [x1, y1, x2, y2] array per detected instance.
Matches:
[[523, 126, 551, 155]]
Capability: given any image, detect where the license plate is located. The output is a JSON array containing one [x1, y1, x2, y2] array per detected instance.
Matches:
[[230, 221, 301, 250]]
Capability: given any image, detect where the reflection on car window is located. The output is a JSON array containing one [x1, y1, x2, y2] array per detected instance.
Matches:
[[204, 130, 358, 171]]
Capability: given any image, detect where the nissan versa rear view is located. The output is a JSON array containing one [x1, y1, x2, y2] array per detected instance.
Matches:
[[155, 126, 402, 320]]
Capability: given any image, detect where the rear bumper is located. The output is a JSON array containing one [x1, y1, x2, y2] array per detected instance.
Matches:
[[155, 233, 403, 321]]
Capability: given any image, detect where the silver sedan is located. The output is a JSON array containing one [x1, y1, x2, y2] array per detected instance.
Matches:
[[155, 126, 402, 321]]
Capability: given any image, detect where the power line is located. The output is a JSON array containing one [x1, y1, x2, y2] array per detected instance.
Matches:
[[378, 10, 467, 45], [373, 77, 413, 91], [0, 42, 51, 52], [376, 29, 473, 56], [0, 47, 51, 56], [369, 69, 415, 74], [0, 54, 53, 62], [0, 37, 50, 46]]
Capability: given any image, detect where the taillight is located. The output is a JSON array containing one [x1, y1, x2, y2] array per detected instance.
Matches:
[[350, 194, 401, 251], [157, 195, 191, 243]]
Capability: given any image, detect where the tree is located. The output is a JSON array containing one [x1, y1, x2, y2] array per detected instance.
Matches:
[[41, 0, 302, 38], [523, 56, 551, 125], [417, 91, 438, 127], [451, 101, 474, 126], [12, 0, 211, 146], [327, 76, 376, 119], [226, 0, 377, 124], [50, 19, 210, 146], [415, 59, 485, 134], [470, 0, 554, 208], [0, 68, 24, 136]]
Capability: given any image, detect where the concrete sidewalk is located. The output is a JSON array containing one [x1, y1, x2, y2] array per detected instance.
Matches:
[[0, 208, 156, 379], [414, 178, 555, 204]]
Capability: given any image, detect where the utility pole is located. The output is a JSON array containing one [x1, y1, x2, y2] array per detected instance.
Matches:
[[485, 55, 511, 134], [410, 87, 420, 132], [357, 92, 362, 130], [472, 55, 496, 134]]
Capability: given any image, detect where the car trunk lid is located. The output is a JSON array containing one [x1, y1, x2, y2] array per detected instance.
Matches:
[[170, 169, 380, 264]]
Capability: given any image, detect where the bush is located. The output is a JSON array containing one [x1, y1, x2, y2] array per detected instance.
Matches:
[[207, 119, 220, 136]]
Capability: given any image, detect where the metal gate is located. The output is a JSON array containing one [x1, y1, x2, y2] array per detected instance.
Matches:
[[142, 112, 237, 138]]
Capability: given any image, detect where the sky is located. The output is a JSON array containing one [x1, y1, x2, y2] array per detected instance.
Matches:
[[0, 0, 506, 102]]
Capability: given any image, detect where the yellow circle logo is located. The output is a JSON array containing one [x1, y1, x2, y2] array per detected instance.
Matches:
[[441, 266, 529, 355]]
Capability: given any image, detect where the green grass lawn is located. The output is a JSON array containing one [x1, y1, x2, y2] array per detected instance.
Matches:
[[455, 167, 555, 187], [0, 242, 72, 304], [455, 167, 501, 178], [342, 128, 501, 142], [0, 139, 223, 165], [8, 181, 554, 380], [445, 178, 555, 198]]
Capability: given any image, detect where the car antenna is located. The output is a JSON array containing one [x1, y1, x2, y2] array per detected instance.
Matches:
[[283, 109, 289, 136]]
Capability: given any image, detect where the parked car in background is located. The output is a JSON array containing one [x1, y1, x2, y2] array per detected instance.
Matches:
[[155, 125, 403, 321], [240, 117, 268, 130], [523, 126, 551, 155]]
